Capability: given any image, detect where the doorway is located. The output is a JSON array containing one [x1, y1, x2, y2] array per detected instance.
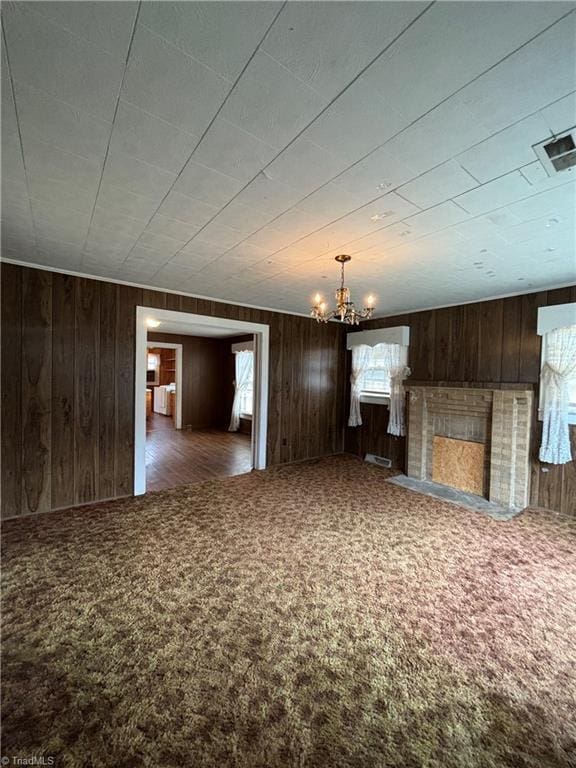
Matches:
[[135, 306, 269, 495]]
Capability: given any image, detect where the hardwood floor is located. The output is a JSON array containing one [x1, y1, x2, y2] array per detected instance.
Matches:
[[146, 413, 252, 492]]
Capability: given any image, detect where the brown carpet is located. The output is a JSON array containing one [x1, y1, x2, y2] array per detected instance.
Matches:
[[2, 455, 575, 768]]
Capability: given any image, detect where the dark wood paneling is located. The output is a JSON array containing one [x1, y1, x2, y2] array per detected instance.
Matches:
[[518, 291, 546, 383], [2, 265, 345, 518], [346, 287, 576, 515], [501, 296, 522, 382], [433, 308, 451, 381], [478, 299, 503, 382], [21, 269, 52, 515], [51, 273, 76, 509], [267, 315, 283, 463], [99, 283, 117, 501], [1, 264, 22, 516], [75, 278, 100, 504], [115, 286, 141, 498], [410, 311, 435, 381]]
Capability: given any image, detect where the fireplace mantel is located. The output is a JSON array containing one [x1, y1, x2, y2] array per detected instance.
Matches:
[[405, 385, 533, 510]]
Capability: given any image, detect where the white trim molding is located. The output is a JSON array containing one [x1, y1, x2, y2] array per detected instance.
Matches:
[[135, 306, 269, 496], [537, 302, 576, 336], [347, 326, 410, 349]]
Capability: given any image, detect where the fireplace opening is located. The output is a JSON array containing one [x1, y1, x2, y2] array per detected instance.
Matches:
[[432, 436, 486, 497]]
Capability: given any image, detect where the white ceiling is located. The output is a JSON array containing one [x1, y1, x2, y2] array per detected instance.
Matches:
[[147, 318, 248, 338], [2, 1, 575, 317]]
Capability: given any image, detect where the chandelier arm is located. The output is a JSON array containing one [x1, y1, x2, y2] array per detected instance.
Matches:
[[310, 254, 375, 324]]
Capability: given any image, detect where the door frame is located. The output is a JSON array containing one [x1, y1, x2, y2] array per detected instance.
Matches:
[[146, 341, 183, 429], [135, 306, 269, 496]]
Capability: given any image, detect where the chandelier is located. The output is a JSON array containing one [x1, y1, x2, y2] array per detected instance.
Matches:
[[311, 254, 375, 325]]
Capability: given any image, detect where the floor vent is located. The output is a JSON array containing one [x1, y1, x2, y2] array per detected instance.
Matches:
[[365, 453, 392, 468], [533, 127, 576, 175]]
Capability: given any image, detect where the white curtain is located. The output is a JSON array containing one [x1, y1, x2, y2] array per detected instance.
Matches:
[[348, 345, 373, 427], [375, 343, 410, 436], [229, 350, 253, 432], [539, 325, 576, 464]]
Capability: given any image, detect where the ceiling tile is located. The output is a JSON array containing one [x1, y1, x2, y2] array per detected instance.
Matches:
[[397, 161, 478, 209], [265, 137, 348, 197], [208, 203, 273, 237], [384, 95, 492, 177], [457, 113, 553, 183], [100, 149, 176, 198], [261, 2, 426, 100], [157, 191, 219, 228], [305, 77, 409, 163], [122, 25, 230, 134], [25, 1, 138, 59], [28, 177, 98, 215], [461, 15, 576, 134], [1, 46, 19, 140], [30, 198, 92, 229], [144, 212, 202, 244], [403, 201, 470, 238], [139, 1, 280, 82], [85, 226, 139, 252], [23, 137, 103, 194], [231, 172, 302, 216], [540, 91, 576, 135], [168, 244, 224, 270], [455, 171, 534, 216], [172, 160, 243, 207], [136, 231, 183, 256], [187, 220, 242, 250], [176, 238, 230, 260], [335, 146, 415, 199], [91, 207, 146, 237], [256, 207, 326, 243], [361, 1, 573, 123], [297, 178, 366, 220], [192, 118, 277, 183], [3, 3, 125, 121], [1, 132, 27, 185], [14, 81, 111, 162], [507, 182, 576, 222], [520, 162, 576, 194], [33, 216, 88, 245], [110, 101, 199, 173], [220, 51, 327, 149], [96, 182, 163, 220], [225, 242, 271, 265]]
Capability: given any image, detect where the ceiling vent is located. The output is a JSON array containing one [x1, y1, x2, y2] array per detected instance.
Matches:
[[533, 127, 576, 176]]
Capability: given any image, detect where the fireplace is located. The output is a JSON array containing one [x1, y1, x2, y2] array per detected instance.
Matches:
[[405, 385, 533, 509]]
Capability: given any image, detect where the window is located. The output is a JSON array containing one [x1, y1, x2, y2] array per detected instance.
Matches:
[[238, 351, 254, 417], [359, 343, 408, 401], [540, 323, 576, 424]]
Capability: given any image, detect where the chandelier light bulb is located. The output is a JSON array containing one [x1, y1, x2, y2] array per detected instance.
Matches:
[[310, 255, 375, 325]]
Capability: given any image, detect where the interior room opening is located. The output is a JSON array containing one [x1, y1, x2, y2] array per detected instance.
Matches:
[[135, 306, 270, 496]]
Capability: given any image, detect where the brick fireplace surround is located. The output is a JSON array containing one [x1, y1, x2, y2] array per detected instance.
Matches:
[[405, 385, 534, 510]]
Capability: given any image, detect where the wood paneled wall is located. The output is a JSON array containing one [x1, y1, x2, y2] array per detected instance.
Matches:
[[1, 264, 346, 518], [344, 286, 576, 516], [148, 331, 242, 431]]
